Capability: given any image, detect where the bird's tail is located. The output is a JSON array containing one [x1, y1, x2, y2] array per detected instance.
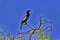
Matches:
[[20, 23, 23, 29]]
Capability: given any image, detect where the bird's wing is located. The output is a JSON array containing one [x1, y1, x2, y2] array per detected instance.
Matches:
[[22, 15, 27, 21]]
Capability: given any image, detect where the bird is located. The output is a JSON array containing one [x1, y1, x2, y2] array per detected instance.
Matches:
[[20, 10, 31, 29]]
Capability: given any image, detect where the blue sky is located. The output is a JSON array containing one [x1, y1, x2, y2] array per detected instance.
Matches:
[[0, 0, 60, 40]]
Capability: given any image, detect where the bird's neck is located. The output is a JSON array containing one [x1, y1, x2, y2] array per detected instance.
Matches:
[[27, 12, 30, 16], [27, 12, 29, 14]]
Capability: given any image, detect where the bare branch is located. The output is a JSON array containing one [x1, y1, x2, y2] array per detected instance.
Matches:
[[38, 17, 43, 29], [19, 28, 37, 40], [29, 28, 36, 40], [38, 16, 46, 29], [19, 16, 52, 40], [25, 22, 33, 30], [42, 26, 51, 32], [19, 30, 32, 35], [42, 22, 52, 24]]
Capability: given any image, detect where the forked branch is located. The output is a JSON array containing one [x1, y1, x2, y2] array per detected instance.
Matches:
[[19, 16, 52, 40]]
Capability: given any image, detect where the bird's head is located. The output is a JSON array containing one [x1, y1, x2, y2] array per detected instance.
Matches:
[[27, 10, 31, 14]]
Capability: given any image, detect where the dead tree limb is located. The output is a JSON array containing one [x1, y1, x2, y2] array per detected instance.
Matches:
[[38, 16, 44, 29], [29, 28, 36, 40], [19, 30, 32, 35], [25, 22, 33, 30], [42, 26, 51, 32], [19, 16, 52, 40]]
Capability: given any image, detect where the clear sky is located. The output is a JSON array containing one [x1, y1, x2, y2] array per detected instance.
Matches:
[[0, 0, 60, 40]]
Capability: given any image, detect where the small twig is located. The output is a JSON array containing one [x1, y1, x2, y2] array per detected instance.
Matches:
[[42, 22, 52, 24], [42, 26, 51, 32]]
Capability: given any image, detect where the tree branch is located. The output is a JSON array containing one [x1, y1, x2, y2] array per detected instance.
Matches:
[[38, 16, 45, 29], [29, 28, 36, 40], [25, 22, 33, 30], [42, 26, 51, 32], [19, 30, 32, 35], [38, 17, 42, 29], [19, 16, 52, 40]]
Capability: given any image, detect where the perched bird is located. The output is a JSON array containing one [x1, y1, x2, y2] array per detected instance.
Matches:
[[20, 10, 31, 29]]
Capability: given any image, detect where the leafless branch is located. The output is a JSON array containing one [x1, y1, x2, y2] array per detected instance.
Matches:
[[19, 30, 32, 35], [38, 16, 43, 29], [42, 26, 51, 32], [25, 22, 33, 30], [29, 28, 37, 40], [38, 16, 46, 29], [19, 16, 52, 40]]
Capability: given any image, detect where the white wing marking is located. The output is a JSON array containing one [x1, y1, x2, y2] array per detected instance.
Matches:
[[22, 16, 27, 21]]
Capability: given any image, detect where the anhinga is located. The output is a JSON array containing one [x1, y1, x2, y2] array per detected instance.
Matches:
[[20, 10, 31, 29]]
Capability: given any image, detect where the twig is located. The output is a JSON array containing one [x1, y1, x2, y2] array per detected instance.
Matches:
[[42, 26, 51, 32]]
